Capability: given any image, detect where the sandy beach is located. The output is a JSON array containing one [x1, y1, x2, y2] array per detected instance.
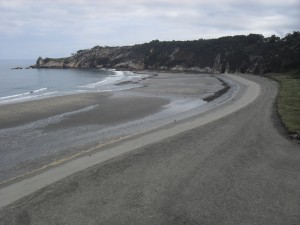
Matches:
[[0, 72, 224, 184], [0, 73, 299, 225]]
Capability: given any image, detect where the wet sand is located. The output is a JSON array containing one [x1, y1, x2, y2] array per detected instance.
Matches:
[[0, 72, 224, 184], [0, 93, 170, 182], [0, 72, 222, 129], [0, 92, 168, 129]]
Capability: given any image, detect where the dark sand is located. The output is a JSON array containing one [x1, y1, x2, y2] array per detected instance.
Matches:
[[0, 72, 224, 184], [0, 72, 223, 129], [0, 74, 299, 225], [0, 92, 170, 183], [0, 92, 169, 129]]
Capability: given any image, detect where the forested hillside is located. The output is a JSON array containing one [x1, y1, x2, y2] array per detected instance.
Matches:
[[33, 31, 300, 74]]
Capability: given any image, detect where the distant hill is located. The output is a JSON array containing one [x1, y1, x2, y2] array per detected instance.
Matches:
[[33, 31, 300, 74]]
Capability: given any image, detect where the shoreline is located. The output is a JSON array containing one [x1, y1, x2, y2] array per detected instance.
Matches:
[[0, 72, 225, 185], [0, 73, 260, 208], [0, 71, 225, 129]]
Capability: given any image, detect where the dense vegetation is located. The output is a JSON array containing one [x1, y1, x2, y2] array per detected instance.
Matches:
[[271, 71, 300, 136], [35, 31, 300, 75], [131, 31, 300, 73]]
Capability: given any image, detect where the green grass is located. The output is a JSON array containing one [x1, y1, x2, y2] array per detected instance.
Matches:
[[271, 71, 300, 134]]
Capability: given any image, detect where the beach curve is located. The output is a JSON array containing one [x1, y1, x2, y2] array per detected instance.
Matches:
[[0, 73, 260, 209]]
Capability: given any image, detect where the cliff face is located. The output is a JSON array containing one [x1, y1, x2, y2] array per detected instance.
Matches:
[[32, 32, 300, 74], [33, 46, 145, 69]]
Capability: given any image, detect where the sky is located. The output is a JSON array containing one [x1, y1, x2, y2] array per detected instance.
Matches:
[[0, 0, 299, 60]]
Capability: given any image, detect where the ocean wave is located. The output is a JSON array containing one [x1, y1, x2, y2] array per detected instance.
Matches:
[[0, 88, 48, 100], [0, 92, 31, 100], [112, 70, 124, 76], [79, 71, 125, 88], [0, 88, 52, 104], [32, 88, 47, 93]]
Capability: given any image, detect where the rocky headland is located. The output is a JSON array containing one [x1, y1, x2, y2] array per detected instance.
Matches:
[[32, 32, 300, 74]]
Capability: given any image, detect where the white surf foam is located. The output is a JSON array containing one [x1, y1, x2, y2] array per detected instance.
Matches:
[[32, 88, 47, 93], [0, 92, 31, 100], [79, 71, 125, 88], [0, 88, 50, 104]]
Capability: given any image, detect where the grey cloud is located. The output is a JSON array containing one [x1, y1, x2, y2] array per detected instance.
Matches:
[[0, 0, 299, 59]]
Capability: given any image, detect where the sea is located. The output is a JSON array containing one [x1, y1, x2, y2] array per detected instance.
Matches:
[[0, 60, 141, 104]]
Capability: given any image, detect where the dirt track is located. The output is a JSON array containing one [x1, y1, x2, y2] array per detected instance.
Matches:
[[0, 74, 299, 225]]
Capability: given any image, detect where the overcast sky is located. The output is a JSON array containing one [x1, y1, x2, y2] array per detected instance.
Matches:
[[0, 0, 299, 60]]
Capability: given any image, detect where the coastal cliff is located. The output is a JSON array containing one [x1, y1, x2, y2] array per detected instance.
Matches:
[[33, 32, 300, 74]]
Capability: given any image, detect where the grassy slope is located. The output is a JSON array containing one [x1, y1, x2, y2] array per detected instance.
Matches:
[[270, 71, 300, 135]]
